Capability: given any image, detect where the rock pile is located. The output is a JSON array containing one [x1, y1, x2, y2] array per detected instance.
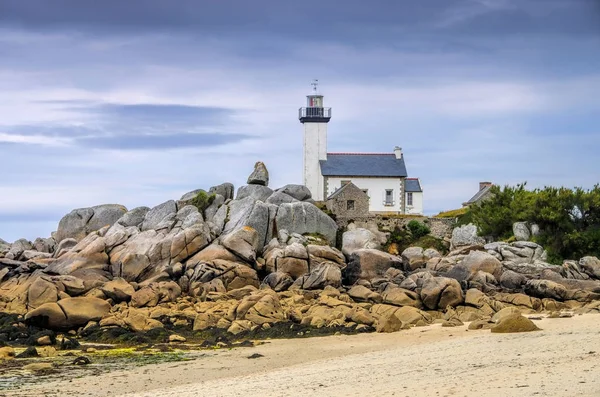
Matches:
[[0, 163, 599, 343]]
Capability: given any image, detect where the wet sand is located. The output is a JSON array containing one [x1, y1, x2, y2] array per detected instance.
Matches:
[[11, 314, 600, 397]]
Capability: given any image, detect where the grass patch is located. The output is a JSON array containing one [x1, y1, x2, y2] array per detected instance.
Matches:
[[434, 208, 468, 218]]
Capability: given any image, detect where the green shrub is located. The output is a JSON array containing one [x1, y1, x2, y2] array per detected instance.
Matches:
[[407, 220, 430, 239], [190, 191, 215, 214], [411, 235, 448, 255], [463, 183, 600, 262]]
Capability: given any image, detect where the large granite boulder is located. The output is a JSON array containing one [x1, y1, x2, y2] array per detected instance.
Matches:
[[420, 277, 464, 310], [458, 250, 503, 279], [236, 185, 273, 202], [140, 200, 177, 232], [209, 183, 235, 201], [24, 297, 111, 330], [275, 185, 312, 201], [4, 238, 33, 261], [342, 228, 381, 256], [247, 161, 269, 186], [293, 262, 342, 290], [220, 226, 260, 264], [275, 202, 337, 244], [512, 222, 531, 241], [55, 204, 127, 243], [117, 207, 150, 228], [344, 249, 403, 284], [580, 256, 600, 279], [265, 191, 297, 206], [450, 224, 485, 249]]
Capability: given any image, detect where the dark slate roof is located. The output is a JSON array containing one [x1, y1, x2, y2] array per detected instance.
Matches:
[[405, 178, 422, 192], [465, 185, 492, 204], [320, 153, 407, 177]]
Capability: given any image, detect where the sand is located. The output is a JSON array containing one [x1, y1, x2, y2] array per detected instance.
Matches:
[[11, 314, 600, 397]]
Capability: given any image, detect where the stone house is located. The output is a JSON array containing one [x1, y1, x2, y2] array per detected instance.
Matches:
[[326, 182, 369, 219], [463, 182, 494, 207]]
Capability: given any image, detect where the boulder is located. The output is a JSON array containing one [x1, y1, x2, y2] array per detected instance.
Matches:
[[491, 313, 540, 333], [277, 257, 309, 279], [24, 297, 111, 330], [236, 185, 273, 202], [117, 207, 150, 228], [503, 260, 558, 277], [345, 249, 403, 284], [209, 183, 235, 201], [500, 270, 527, 290], [220, 226, 260, 264], [381, 287, 422, 308], [456, 250, 503, 279], [580, 256, 600, 279], [235, 293, 286, 324], [275, 202, 337, 244], [261, 272, 294, 292], [512, 222, 531, 241], [27, 277, 58, 309], [524, 279, 568, 301], [420, 277, 464, 310], [307, 245, 346, 268], [275, 185, 312, 201], [56, 204, 127, 243], [401, 247, 427, 271], [370, 304, 432, 326], [247, 161, 269, 186], [376, 311, 405, 333], [293, 263, 342, 290], [265, 191, 297, 206], [450, 224, 485, 249], [5, 238, 32, 260], [491, 306, 522, 322], [130, 286, 159, 308], [347, 285, 382, 303], [100, 278, 135, 302], [342, 228, 381, 256], [33, 237, 56, 254], [140, 200, 177, 232], [186, 260, 260, 292]]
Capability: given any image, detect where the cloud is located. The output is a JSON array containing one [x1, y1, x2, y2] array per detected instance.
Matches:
[[0, 0, 599, 242], [0, 132, 72, 146]]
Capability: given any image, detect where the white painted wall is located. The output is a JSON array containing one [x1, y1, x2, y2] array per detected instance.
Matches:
[[303, 122, 327, 201], [405, 191, 424, 215], [326, 176, 403, 213]]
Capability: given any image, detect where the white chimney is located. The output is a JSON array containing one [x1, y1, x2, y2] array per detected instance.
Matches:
[[394, 146, 403, 159]]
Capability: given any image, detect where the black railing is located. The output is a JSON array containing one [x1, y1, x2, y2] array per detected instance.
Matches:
[[299, 107, 332, 120]]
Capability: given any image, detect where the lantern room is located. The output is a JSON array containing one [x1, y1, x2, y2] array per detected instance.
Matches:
[[299, 79, 332, 123]]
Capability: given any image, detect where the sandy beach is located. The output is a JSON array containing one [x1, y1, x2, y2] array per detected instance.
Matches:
[[11, 313, 600, 397]]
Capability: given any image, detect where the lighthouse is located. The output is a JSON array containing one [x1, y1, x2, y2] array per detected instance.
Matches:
[[299, 80, 331, 201]]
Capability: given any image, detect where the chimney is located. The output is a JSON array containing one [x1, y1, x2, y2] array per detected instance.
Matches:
[[394, 146, 403, 159], [479, 181, 492, 191]]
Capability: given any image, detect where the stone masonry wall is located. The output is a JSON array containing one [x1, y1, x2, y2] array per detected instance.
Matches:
[[336, 215, 456, 240]]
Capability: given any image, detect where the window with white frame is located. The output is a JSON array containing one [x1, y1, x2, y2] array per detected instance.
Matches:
[[385, 189, 394, 205], [407, 192, 413, 206]]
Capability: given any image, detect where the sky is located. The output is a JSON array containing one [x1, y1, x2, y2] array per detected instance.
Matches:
[[1, 0, 600, 242]]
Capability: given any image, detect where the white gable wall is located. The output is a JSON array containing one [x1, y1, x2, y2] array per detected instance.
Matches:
[[405, 191, 424, 215], [326, 176, 403, 213]]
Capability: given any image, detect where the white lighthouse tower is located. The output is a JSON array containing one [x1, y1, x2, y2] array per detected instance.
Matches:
[[299, 80, 331, 201]]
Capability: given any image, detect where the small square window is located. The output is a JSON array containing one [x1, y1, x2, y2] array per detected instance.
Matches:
[[385, 189, 394, 205], [347, 200, 355, 210]]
